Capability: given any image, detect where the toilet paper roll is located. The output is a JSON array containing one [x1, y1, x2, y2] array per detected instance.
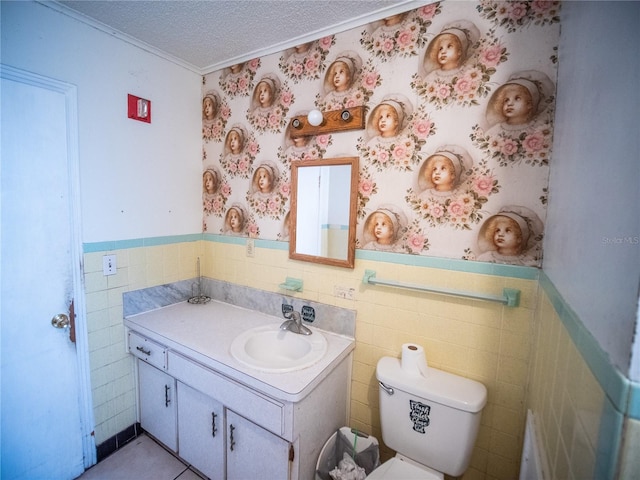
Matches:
[[401, 343, 429, 377]]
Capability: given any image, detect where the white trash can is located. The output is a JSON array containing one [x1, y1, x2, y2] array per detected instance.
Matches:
[[315, 427, 380, 480]]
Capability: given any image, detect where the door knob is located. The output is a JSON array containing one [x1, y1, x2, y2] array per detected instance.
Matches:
[[51, 313, 70, 329]]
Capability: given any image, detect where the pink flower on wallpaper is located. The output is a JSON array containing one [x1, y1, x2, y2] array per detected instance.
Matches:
[[318, 36, 333, 50], [268, 112, 281, 127], [211, 123, 222, 138], [479, 44, 503, 67], [305, 58, 318, 73], [376, 149, 390, 166], [220, 184, 232, 196], [435, 83, 452, 100], [397, 29, 415, 48], [247, 141, 259, 156], [501, 138, 519, 156], [407, 233, 426, 253], [292, 63, 304, 77], [247, 58, 260, 70], [279, 182, 291, 198], [237, 77, 248, 92], [236, 158, 249, 174], [362, 72, 380, 90], [359, 178, 375, 197], [522, 131, 546, 153], [381, 38, 394, 53], [220, 105, 231, 119], [473, 175, 495, 197], [315, 134, 330, 148], [267, 198, 280, 214], [247, 223, 259, 237], [508, 2, 529, 20], [531, 0, 557, 16], [255, 201, 267, 214], [448, 199, 468, 218], [412, 119, 432, 139], [428, 202, 445, 219], [257, 116, 268, 129], [392, 143, 411, 162], [416, 3, 438, 20], [280, 91, 293, 106], [453, 75, 478, 97]]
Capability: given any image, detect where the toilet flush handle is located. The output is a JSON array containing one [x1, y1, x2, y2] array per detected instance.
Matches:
[[379, 381, 394, 396]]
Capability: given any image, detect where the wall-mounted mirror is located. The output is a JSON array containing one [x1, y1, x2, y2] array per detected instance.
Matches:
[[289, 157, 359, 268]]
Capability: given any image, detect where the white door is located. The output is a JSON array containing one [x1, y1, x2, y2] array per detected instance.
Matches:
[[1, 65, 94, 479]]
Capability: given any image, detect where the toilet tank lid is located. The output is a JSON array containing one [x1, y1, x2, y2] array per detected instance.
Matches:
[[376, 357, 487, 413]]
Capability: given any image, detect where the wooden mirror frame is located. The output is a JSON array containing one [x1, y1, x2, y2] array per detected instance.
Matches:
[[289, 156, 359, 268]]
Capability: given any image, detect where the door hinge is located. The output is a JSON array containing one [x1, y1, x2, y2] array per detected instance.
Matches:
[[288, 444, 294, 462]]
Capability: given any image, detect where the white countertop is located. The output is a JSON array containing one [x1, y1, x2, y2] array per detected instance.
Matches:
[[125, 300, 355, 403]]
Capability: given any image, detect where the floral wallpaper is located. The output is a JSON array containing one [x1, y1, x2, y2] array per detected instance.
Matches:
[[202, 0, 561, 267]]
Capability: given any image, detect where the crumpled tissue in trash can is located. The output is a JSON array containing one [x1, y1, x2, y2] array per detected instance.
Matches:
[[329, 452, 366, 480]]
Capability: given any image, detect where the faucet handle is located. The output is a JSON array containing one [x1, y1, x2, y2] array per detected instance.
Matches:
[[282, 303, 294, 319]]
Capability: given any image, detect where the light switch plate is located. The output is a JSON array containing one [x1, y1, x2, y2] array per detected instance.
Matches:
[[103, 254, 117, 276]]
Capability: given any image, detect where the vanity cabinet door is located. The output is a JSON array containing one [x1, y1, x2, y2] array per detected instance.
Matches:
[[226, 409, 291, 480], [138, 359, 177, 452], [177, 382, 224, 479]]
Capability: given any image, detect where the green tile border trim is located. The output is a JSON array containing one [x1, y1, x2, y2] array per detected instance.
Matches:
[[83, 234, 202, 253], [355, 248, 539, 279], [539, 271, 639, 421], [84, 233, 538, 278]]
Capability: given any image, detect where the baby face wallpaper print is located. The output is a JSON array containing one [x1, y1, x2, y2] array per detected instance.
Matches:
[[202, 90, 231, 142], [202, 0, 560, 267]]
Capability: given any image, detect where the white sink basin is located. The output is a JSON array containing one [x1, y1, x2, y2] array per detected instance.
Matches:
[[230, 323, 328, 373]]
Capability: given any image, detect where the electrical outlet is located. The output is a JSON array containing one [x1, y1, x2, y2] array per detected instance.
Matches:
[[333, 285, 355, 300], [246, 238, 255, 257], [103, 254, 117, 276]]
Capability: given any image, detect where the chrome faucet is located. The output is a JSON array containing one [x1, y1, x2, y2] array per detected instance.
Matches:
[[280, 311, 312, 335]]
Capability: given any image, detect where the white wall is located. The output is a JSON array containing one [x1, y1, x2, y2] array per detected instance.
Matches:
[[543, 1, 640, 378], [1, 1, 202, 243]]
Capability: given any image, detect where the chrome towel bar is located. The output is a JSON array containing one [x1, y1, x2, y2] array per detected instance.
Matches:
[[362, 269, 520, 307]]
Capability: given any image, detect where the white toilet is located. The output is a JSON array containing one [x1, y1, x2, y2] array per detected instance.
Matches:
[[367, 356, 487, 479]]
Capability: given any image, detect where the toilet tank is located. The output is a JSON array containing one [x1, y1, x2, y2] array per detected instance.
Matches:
[[376, 356, 487, 477]]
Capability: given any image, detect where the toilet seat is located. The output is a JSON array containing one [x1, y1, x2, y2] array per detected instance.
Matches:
[[366, 457, 442, 480]]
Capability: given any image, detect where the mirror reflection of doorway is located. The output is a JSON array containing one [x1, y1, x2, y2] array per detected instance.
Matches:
[[289, 157, 358, 268]]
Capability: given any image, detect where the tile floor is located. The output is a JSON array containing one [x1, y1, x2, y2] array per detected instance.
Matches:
[[76, 434, 205, 480]]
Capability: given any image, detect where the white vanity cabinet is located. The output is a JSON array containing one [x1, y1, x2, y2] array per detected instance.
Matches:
[[169, 350, 294, 479], [129, 331, 178, 452], [226, 409, 291, 480], [137, 360, 177, 452], [125, 300, 354, 480], [176, 382, 224, 479]]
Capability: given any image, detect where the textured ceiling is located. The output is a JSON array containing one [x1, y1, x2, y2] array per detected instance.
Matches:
[[57, 0, 423, 73]]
